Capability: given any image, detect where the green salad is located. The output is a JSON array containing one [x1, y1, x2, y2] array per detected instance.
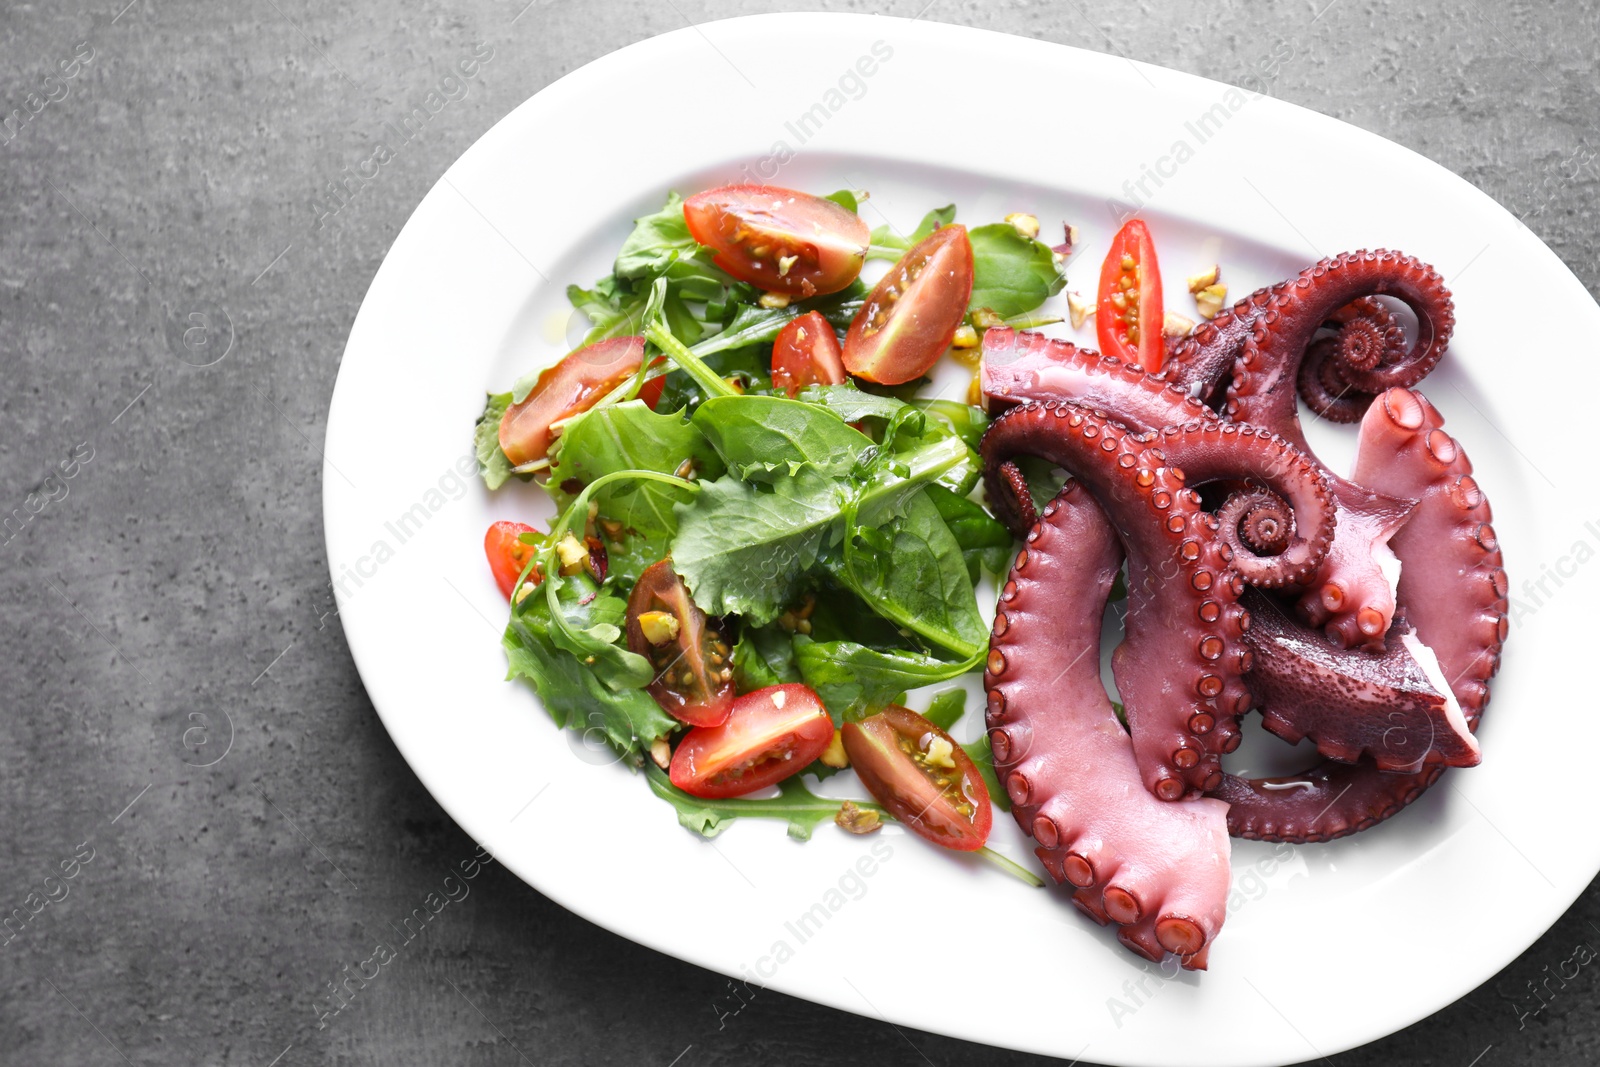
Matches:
[[473, 182, 1066, 877]]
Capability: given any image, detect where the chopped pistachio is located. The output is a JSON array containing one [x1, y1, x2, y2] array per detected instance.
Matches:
[[1186, 264, 1221, 293], [1005, 212, 1040, 240], [757, 291, 790, 309], [921, 732, 957, 770], [820, 728, 849, 768], [1195, 282, 1228, 321], [1163, 311, 1196, 337], [638, 610, 680, 645], [555, 533, 588, 575], [1067, 290, 1096, 329], [835, 800, 882, 834], [971, 306, 1006, 330]]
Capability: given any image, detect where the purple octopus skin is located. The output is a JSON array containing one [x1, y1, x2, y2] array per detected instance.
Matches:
[[1239, 589, 1480, 773], [986, 482, 1230, 970], [1211, 388, 1506, 842], [1161, 252, 1454, 652], [980, 404, 1337, 800]]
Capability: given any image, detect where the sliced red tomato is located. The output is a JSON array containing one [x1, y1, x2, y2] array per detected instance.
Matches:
[[485, 521, 541, 600], [1096, 219, 1165, 373], [626, 559, 734, 727], [770, 311, 846, 397], [843, 224, 973, 385], [683, 185, 868, 297], [669, 684, 833, 798], [841, 705, 991, 851], [498, 336, 644, 467]]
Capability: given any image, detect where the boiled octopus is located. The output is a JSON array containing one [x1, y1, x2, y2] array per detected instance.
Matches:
[[978, 250, 1507, 969]]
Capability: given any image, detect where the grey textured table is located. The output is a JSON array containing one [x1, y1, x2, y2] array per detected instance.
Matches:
[[3, 1, 1594, 1064]]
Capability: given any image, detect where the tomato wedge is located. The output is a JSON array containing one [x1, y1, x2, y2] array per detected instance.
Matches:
[[1096, 219, 1165, 373], [498, 336, 644, 467], [638, 355, 667, 410], [669, 684, 834, 798], [843, 224, 973, 385], [485, 521, 540, 600], [770, 311, 846, 397], [626, 559, 735, 727], [841, 705, 991, 851], [683, 185, 868, 297]]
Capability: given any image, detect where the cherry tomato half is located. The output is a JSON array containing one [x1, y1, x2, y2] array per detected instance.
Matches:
[[485, 521, 541, 600], [669, 684, 834, 798], [843, 224, 973, 385], [498, 336, 645, 467], [638, 356, 667, 410], [1096, 219, 1165, 373], [770, 311, 847, 397], [626, 559, 735, 727], [841, 705, 991, 851], [683, 185, 868, 298]]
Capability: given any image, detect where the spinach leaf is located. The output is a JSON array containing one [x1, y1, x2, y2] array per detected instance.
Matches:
[[967, 222, 1067, 319], [645, 764, 880, 841], [503, 576, 675, 765], [731, 622, 800, 690], [913, 399, 990, 452], [923, 687, 967, 731], [924, 484, 1014, 581], [824, 189, 859, 213], [692, 394, 869, 481], [842, 487, 987, 658], [546, 401, 725, 584], [613, 192, 698, 279], [795, 382, 910, 424], [793, 637, 982, 723], [474, 391, 515, 490]]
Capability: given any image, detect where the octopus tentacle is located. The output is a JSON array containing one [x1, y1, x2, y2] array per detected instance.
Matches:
[[985, 483, 1229, 968], [1298, 337, 1375, 424], [981, 403, 1254, 798], [1210, 388, 1505, 840]]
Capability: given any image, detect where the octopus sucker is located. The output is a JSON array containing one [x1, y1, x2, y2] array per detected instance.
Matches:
[[975, 249, 1502, 966], [985, 482, 1229, 969]]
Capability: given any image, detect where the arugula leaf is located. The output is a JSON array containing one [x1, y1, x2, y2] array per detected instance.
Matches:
[[646, 764, 881, 841], [867, 204, 956, 260], [474, 391, 515, 490], [547, 401, 725, 584], [968, 222, 1067, 319], [670, 470, 842, 624], [731, 622, 800, 690], [503, 577, 676, 764], [923, 687, 967, 731], [793, 636, 982, 723]]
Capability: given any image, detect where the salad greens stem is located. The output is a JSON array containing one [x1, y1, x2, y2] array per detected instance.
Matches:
[[644, 321, 739, 402], [976, 846, 1046, 888]]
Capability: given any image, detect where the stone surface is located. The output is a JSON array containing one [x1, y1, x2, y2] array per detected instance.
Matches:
[[1, 1, 1594, 1064]]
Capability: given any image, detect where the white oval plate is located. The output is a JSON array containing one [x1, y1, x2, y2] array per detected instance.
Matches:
[[325, 13, 1597, 1065]]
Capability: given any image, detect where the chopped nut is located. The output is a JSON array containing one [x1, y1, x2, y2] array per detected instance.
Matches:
[[968, 371, 984, 407], [1005, 212, 1040, 240], [638, 610, 680, 645], [650, 737, 671, 769], [758, 291, 791, 309], [921, 732, 957, 770], [820, 728, 849, 768], [598, 518, 624, 540], [772, 688, 787, 709], [1067, 290, 1096, 329], [1163, 311, 1195, 337], [555, 532, 588, 575], [795, 618, 811, 635], [951, 324, 980, 349], [835, 800, 882, 834], [1195, 282, 1228, 321], [971, 306, 1006, 330], [777, 253, 798, 278], [513, 582, 537, 605], [673, 458, 695, 480], [1186, 264, 1221, 293]]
